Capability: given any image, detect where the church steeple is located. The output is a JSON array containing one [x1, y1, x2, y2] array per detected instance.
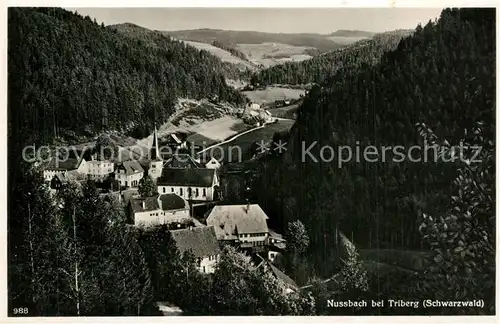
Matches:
[[150, 125, 160, 161]]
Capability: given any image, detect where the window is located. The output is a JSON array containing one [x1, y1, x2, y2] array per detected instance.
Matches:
[[196, 188, 199, 196], [203, 188, 206, 197], [152, 165, 156, 168], [180, 188, 183, 196], [171, 187, 174, 192], [203, 266, 206, 273], [163, 187, 166, 193]]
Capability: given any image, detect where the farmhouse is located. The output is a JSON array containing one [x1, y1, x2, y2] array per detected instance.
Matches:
[[206, 204, 269, 244], [129, 193, 191, 227], [170, 226, 221, 274], [115, 160, 144, 188], [157, 168, 219, 201]]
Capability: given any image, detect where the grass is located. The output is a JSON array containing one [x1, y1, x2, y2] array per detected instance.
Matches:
[[267, 103, 301, 119], [203, 119, 294, 163], [243, 87, 305, 105]]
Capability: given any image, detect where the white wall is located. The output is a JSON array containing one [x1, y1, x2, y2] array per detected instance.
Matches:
[[134, 208, 191, 227], [238, 232, 268, 243], [205, 159, 221, 169], [158, 185, 214, 201], [149, 160, 163, 182], [199, 254, 219, 274], [87, 161, 114, 181]]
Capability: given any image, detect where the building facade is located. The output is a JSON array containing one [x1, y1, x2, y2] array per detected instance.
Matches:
[[129, 193, 191, 227], [206, 204, 270, 243], [170, 226, 221, 274], [157, 168, 219, 201], [115, 160, 144, 188]]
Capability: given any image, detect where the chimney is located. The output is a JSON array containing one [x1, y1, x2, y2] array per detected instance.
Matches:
[[142, 201, 146, 210]]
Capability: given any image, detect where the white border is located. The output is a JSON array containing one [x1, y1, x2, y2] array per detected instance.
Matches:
[[1, 2, 499, 324]]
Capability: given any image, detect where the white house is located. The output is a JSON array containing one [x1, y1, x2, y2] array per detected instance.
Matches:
[[204, 157, 221, 170], [115, 160, 144, 188], [129, 193, 191, 227], [206, 204, 269, 244], [157, 168, 219, 201], [86, 159, 114, 182], [43, 156, 87, 182], [170, 226, 221, 274]]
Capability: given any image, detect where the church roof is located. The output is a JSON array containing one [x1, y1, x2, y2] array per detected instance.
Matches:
[[157, 168, 216, 187]]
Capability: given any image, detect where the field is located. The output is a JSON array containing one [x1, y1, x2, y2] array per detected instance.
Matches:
[[186, 116, 252, 145], [181, 40, 257, 71], [243, 87, 305, 105], [267, 102, 301, 119], [202, 119, 294, 163], [236, 42, 314, 67]]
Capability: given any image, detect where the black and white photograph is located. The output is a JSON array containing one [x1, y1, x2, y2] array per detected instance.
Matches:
[[6, 3, 496, 318]]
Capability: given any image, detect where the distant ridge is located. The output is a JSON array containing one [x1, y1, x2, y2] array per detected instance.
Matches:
[[329, 29, 376, 37]]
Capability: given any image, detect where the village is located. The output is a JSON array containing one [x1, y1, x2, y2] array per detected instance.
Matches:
[[42, 119, 299, 309]]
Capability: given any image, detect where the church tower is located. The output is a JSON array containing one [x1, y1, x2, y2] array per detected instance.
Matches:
[[149, 126, 163, 182]]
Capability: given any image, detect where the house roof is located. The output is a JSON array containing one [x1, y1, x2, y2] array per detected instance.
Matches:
[[157, 168, 215, 187], [129, 196, 160, 213], [159, 193, 188, 211], [269, 229, 285, 241], [206, 204, 269, 240], [170, 226, 220, 259], [255, 254, 298, 290], [121, 188, 139, 204], [268, 263, 299, 289], [164, 154, 201, 169], [118, 160, 144, 175], [45, 157, 83, 171]]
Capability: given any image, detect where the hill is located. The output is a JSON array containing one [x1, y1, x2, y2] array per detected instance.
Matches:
[[251, 7, 495, 296], [162, 28, 344, 53], [110, 23, 255, 77], [252, 29, 414, 85], [8, 9, 246, 160], [329, 29, 375, 37]]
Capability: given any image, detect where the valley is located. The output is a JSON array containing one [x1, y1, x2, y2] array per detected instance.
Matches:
[[7, 7, 495, 318]]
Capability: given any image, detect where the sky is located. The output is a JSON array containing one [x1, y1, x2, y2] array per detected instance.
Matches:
[[65, 8, 444, 34]]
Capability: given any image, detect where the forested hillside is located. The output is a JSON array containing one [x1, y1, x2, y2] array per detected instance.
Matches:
[[110, 23, 254, 78], [252, 29, 413, 85], [252, 8, 495, 310], [8, 8, 246, 152]]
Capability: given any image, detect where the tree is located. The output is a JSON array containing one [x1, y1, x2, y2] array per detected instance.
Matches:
[[337, 233, 368, 294], [284, 220, 309, 254], [211, 245, 315, 315], [138, 175, 156, 198], [418, 122, 494, 314]]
